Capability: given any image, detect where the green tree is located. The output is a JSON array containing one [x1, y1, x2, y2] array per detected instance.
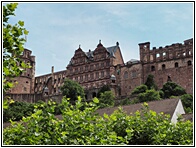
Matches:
[[3, 3, 29, 93], [60, 78, 85, 101], [131, 84, 148, 95], [180, 94, 193, 113], [3, 98, 193, 145], [3, 3, 30, 109], [97, 85, 111, 98], [137, 89, 161, 103], [145, 74, 158, 90], [98, 91, 115, 108], [161, 81, 186, 99]]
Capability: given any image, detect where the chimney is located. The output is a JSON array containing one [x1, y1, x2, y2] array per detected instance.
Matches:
[[51, 66, 54, 74]]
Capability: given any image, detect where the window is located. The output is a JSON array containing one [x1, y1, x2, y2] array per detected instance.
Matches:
[[26, 81, 29, 84], [90, 65, 94, 70], [151, 66, 155, 71], [85, 66, 88, 71], [85, 74, 88, 81], [156, 53, 160, 58], [162, 64, 166, 70], [163, 52, 166, 56], [188, 60, 192, 66], [101, 71, 104, 78], [175, 62, 178, 68], [101, 63, 104, 68], [80, 76, 83, 81], [96, 72, 99, 79], [90, 73, 94, 79], [96, 63, 99, 69], [131, 71, 137, 78], [124, 71, 128, 79], [106, 61, 110, 66], [75, 68, 78, 73]]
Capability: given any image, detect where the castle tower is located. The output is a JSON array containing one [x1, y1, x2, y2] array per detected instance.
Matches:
[[8, 48, 35, 94]]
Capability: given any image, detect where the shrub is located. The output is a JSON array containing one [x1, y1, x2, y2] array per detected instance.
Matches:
[[131, 84, 148, 95], [137, 89, 161, 103]]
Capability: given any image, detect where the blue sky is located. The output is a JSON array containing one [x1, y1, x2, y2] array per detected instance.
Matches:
[[6, 2, 193, 76]]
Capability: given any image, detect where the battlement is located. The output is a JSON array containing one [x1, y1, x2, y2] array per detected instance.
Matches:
[[139, 38, 193, 63]]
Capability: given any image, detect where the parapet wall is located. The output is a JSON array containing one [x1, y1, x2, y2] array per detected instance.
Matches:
[[139, 38, 193, 63]]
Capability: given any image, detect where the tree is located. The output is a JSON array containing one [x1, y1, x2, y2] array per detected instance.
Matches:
[[161, 81, 186, 99], [3, 3, 29, 93], [137, 89, 161, 103], [131, 84, 148, 95], [60, 78, 85, 101], [3, 3, 29, 109], [180, 94, 193, 113], [97, 85, 111, 98], [3, 98, 193, 145], [98, 91, 115, 108], [145, 74, 158, 90]]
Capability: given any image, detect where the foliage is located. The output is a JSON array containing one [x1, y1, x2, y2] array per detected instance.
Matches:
[[60, 78, 85, 101], [98, 91, 115, 108], [161, 82, 186, 99], [131, 84, 148, 95], [120, 98, 131, 106], [3, 3, 29, 94], [180, 94, 193, 113], [137, 89, 161, 103], [3, 101, 34, 122], [144, 74, 158, 90], [97, 85, 111, 98], [3, 100, 64, 123], [3, 97, 123, 145], [3, 97, 193, 145]]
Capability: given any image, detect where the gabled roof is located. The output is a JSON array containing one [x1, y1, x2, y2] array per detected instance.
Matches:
[[106, 45, 119, 58], [96, 98, 180, 118]]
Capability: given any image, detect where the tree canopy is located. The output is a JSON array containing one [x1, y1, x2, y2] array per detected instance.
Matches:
[[60, 78, 85, 101], [161, 81, 186, 99]]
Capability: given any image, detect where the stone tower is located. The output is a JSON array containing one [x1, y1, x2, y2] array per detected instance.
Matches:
[[8, 48, 35, 94]]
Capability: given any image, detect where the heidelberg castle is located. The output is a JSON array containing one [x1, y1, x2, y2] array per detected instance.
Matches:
[[6, 38, 193, 102]]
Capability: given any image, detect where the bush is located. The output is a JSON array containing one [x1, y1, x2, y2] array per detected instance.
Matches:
[[180, 94, 193, 113], [97, 85, 111, 98], [3, 98, 193, 145], [61, 78, 85, 101], [98, 91, 115, 108], [161, 82, 186, 99], [137, 89, 161, 103], [3, 101, 34, 122], [131, 84, 148, 95]]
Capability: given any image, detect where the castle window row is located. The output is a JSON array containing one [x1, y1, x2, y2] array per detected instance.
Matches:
[[123, 71, 138, 79], [151, 60, 192, 71], [70, 62, 110, 74], [73, 71, 109, 82], [147, 49, 192, 62]]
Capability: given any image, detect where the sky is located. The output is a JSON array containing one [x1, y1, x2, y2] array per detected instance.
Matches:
[[6, 2, 193, 76]]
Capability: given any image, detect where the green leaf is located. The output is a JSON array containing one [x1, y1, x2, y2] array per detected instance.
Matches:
[[93, 97, 99, 104]]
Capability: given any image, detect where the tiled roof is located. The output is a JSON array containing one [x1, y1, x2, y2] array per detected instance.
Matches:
[[84, 45, 119, 59], [96, 98, 180, 118]]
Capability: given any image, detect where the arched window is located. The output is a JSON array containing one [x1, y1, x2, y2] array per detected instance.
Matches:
[[162, 64, 166, 70], [124, 71, 128, 79], [92, 92, 97, 98], [188, 60, 192, 66], [175, 62, 178, 68], [151, 66, 155, 71]]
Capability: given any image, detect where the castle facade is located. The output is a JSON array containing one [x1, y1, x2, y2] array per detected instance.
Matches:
[[7, 38, 193, 102]]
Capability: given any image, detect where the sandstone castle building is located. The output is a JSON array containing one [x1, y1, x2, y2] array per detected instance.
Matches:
[[6, 38, 193, 102]]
